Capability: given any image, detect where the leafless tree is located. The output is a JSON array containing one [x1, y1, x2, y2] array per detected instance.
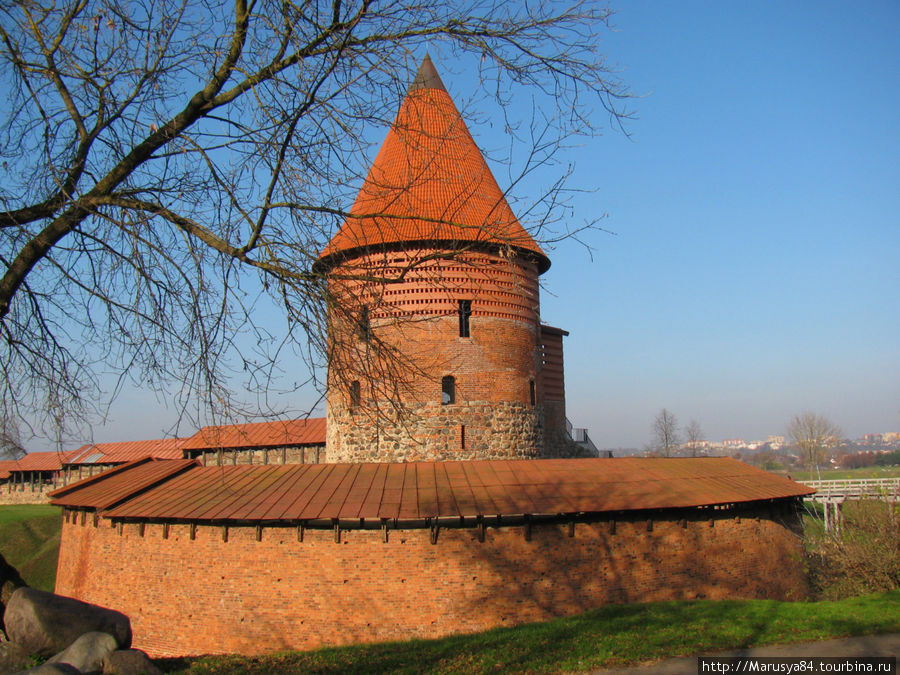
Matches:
[[684, 418, 704, 457], [650, 408, 680, 458], [0, 0, 631, 443], [787, 412, 842, 477]]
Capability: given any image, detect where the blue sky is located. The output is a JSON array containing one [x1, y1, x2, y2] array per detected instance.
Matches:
[[84, 1, 898, 451], [538, 1, 900, 447]]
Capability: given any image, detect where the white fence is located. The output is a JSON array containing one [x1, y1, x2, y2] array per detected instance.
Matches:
[[802, 478, 900, 501]]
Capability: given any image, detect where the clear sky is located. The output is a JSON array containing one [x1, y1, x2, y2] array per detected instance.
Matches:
[[75, 1, 898, 451], [540, 1, 900, 447]]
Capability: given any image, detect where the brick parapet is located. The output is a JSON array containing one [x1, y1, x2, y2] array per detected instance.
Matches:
[[55, 501, 808, 657]]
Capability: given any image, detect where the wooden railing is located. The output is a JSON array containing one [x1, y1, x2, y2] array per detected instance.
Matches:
[[802, 478, 900, 500]]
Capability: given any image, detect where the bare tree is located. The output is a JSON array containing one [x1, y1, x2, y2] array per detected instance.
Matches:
[[650, 408, 680, 458], [684, 418, 704, 457], [787, 412, 842, 477], [0, 0, 631, 442]]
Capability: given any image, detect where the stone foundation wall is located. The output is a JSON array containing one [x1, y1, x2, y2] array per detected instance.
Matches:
[[327, 400, 546, 462], [55, 501, 808, 658], [0, 485, 52, 505]]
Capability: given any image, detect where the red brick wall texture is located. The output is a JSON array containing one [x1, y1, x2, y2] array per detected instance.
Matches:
[[55, 503, 808, 658], [324, 249, 585, 461]]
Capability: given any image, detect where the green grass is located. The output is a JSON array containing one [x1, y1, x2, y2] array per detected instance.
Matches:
[[0, 504, 62, 591], [789, 466, 900, 481], [159, 591, 900, 674]]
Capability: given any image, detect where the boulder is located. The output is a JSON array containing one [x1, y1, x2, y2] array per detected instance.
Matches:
[[0, 641, 35, 673], [4, 588, 132, 657], [12, 662, 80, 674], [102, 649, 163, 675], [0, 552, 27, 635], [46, 631, 118, 674]]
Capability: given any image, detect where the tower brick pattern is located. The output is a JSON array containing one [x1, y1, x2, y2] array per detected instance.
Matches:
[[317, 56, 586, 461]]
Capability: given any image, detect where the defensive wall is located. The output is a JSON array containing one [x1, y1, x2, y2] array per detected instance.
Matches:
[[55, 499, 807, 657]]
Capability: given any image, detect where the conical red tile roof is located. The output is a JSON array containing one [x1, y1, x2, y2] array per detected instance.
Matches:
[[318, 55, 550, 272]]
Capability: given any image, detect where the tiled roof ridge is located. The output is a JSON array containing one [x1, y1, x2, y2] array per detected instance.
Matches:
[[317, 55, 550, 273]]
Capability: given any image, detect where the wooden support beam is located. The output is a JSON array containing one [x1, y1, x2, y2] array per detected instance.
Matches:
[[255, 524, 262, 542], [222, 525, 228, 542], [524, 515, 532, 542], [190, 523, 197, 540], [139, 522, 146, 537], [381, 519, 388, 543], [646, 519, 653, 532], [333, 519, 341, 543], [297, 523, 304, 542], [609, 519, 616, 535], [117, 521, 123, 536], [568, 520, 575, 538], [163, 523, 169, 539], [477, 516, 485, 543], [429, 519, 439, 545]]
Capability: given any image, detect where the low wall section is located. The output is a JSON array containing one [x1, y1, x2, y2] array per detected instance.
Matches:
[[55, 501, 808, 658]]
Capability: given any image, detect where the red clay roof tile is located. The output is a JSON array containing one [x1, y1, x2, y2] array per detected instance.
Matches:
[[66, 438, 186, 465], [181, 418, 326, 451], [318, 56, 550, 272], [5, 451, 80, 472]]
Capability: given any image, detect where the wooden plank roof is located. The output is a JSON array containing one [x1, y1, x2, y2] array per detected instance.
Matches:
[[49, 458, 198, 510], [67, 438, 186, 465], [50, 457, 813, 523], [3, 450, 80, 473], [181, 418, 326, 451]]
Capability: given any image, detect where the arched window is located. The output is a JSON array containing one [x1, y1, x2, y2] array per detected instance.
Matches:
[[441, 376, 455, 405], [350, 380, 361, 408]]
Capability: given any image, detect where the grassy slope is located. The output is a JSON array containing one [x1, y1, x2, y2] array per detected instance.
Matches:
[[789, 466, 900, 481], [165, 591, 900, 674], [0, 504, 62, 591]]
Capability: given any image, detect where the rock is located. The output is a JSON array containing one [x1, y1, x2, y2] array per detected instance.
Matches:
[[45, 631, 118, 674], [0, 641, 35, 673], [0, 553, 27, 637], [12, 662, 81, 674], [102, 649, 163, 675], [4, 588, 132, 657]]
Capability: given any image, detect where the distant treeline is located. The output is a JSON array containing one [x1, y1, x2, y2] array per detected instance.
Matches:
[[840, 450, 900, 469]]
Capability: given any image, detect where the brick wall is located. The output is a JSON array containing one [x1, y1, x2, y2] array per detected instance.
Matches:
[[55, 502, 808, 658], [326, 249, 554, 461]]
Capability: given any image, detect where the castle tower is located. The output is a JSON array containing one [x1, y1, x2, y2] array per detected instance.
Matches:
[[316, 55, 572, 462]]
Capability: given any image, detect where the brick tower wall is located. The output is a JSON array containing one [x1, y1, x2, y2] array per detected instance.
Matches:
[[55, 500, 809, 658], [326, 248, 556, 461]]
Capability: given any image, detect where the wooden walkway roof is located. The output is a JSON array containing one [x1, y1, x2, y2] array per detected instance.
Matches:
[[49, 457, 812, 524]]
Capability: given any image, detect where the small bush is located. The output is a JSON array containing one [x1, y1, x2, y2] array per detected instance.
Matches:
[[806, 499, 900, 600]]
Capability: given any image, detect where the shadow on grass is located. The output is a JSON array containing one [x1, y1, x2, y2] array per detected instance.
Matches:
[[156, 590, 900, 674]]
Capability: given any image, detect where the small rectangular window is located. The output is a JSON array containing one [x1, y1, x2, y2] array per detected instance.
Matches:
[[529, 380, 536, 406], [458, 300, 472, 338], [358, 306, 370, 341], [350, 380, 361, 408]]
